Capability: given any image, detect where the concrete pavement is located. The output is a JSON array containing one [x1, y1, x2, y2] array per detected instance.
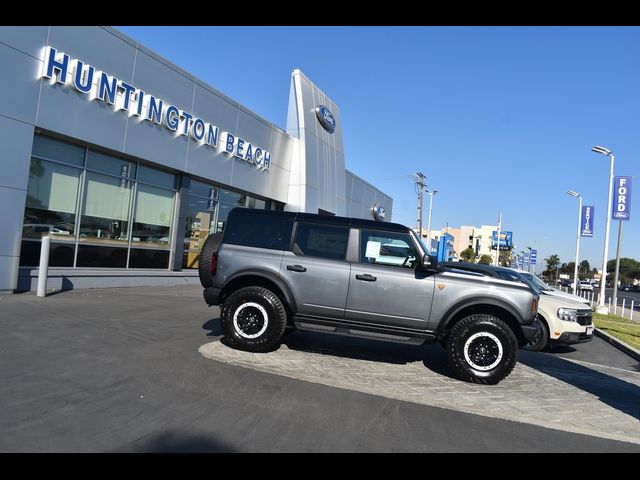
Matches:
[[1, 285, 639, 452]]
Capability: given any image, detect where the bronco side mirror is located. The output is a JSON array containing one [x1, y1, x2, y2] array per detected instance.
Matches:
[[421, 254, 439, 272]]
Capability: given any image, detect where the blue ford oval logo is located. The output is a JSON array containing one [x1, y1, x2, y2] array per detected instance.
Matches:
[[372, 203, 386, 222], [315, 105, 336, 133]]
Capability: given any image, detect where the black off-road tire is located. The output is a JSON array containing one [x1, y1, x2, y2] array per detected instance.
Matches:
[[445, 314, 519, 385], [198, 233, 222, 288], [221, 286, 287, 352], [523, 316, 549, 352]]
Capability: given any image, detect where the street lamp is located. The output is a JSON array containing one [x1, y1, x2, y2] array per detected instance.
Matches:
[[592, 145, 615, 314], [567, 190, 582, 294], [527, 246, 533, 273], [426, 189, 438, 252]]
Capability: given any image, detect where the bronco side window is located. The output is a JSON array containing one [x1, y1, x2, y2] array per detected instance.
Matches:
[[293, 222, 349, 260], [360, 229, 419, 269]]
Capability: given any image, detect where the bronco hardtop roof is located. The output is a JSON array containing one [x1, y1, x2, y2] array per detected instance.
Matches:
[[229, 208, 409, 233]]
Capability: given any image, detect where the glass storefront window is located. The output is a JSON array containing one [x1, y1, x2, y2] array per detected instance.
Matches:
[[32, 135, 85, 166], [79, 172, 132, 245], [21, 134, 281, 272], [183, 194, 217, 269], [220, 188, 245, 207], [23, 158, 80, 241], [129, 248, 170, 269], [86, 150, 136, 178], [189, 179, 218, 199], [19, 240, 75, 267], [216, 202, 235, 235], [76, 244, 127, 268], [138, 165, 176, 190], [131, 183, 174, 249]]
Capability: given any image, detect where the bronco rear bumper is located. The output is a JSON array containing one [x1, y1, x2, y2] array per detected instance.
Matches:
[[203, 287, 222, 306]]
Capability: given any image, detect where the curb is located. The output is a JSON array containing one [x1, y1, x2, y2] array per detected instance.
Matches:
[[594, 328, 640, 362]]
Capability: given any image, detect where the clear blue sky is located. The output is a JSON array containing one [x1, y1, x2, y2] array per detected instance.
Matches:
[[117, 26, 639, 271]]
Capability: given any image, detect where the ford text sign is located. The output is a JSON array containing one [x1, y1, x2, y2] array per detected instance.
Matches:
[[581, 205, 594, 237], [612, 176, 632, 221], [315, 105, 336, 133]]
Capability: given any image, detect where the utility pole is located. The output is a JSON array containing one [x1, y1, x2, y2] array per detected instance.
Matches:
[[415, 173, 426, 237], [426, 189, 438, 249]]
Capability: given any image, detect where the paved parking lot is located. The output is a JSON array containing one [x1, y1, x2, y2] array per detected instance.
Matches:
[[201, 334, 640, 443], [1, 285, 639, 452]]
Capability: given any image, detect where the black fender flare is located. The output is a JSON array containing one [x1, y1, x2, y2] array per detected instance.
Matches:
[[438, 296, 525, 334], [222, 269, 297, 313]]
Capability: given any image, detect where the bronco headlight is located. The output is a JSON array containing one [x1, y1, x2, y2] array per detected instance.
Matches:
[[557, 308, 578, 322]]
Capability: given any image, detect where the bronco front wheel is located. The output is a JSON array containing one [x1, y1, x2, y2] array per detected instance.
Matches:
[[445, 314, 518, 385]]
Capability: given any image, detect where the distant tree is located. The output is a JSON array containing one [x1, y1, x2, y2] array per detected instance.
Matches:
[[460, 247, 476, 263], [606, 258, 640, 285], [544, 254, 561, 280], [578, 260, 591, 280], [499, 250, 512, 267], [478, 254, 493, 265], [559, 261, 576, 278]]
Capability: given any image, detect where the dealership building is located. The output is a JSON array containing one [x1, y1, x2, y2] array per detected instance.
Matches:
[[0, 26, 393, 293]]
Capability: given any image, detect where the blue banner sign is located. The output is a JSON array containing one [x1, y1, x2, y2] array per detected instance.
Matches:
[[530, 249, 537, 265], [612, 176, 632, 221], [580, 205, 594, 237], [491, 231, 513, 250]]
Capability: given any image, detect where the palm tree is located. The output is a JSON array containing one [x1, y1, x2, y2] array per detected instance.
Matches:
[[545, 254, 561, 281]]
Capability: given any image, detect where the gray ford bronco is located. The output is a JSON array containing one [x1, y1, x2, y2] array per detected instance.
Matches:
[[200, 208, 539, 384]]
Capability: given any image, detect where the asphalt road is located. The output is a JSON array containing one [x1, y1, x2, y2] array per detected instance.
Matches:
[[1, 286, 638, 453], [566, 287, 640, 312]]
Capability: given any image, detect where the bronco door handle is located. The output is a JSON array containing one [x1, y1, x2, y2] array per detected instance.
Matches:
[[287, 264, 307, 272], [355, 274, 377, 282]]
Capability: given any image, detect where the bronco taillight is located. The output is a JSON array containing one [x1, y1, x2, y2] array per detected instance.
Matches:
[[210, 252, 218, 275]]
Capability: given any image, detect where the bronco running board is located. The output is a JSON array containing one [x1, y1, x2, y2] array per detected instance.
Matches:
[[292, 314, 436, 345]]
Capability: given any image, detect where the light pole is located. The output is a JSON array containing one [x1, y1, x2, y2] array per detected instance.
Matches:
[[592, 145, 615, 314], [426, 189, 438, 252], [415, 173, 426, 237], [527, 246, 533, 273], [567, 190, 582, 294]]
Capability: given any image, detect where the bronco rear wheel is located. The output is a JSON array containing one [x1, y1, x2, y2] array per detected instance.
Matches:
[[445, 314, 518, 385], [221, 286, 287, 352]]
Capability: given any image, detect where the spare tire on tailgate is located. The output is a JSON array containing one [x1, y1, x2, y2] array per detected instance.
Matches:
[[198, 233, 222, 288]]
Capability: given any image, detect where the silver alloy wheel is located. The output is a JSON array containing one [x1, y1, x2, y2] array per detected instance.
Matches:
[[233, 302, 269, 339], [463, 331, 503, 371]]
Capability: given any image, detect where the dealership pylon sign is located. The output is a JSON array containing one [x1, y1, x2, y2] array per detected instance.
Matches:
[[612, 176, 632, 221]]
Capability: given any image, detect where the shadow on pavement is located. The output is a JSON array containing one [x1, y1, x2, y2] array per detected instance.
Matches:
[[201, 319, 460, 380], [126, 430, 237, 452], [520, 350, 640, 421], [282, 330, 454, 378], [202, 318, 222, 336]]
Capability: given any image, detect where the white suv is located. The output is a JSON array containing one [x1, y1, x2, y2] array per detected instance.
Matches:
[[578, 281, 594, 292]]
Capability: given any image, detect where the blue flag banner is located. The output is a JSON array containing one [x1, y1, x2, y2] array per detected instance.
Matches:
[[530, 249, 537, 265], [612, 176, 632, 221], [581, 205, 594, 237]]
